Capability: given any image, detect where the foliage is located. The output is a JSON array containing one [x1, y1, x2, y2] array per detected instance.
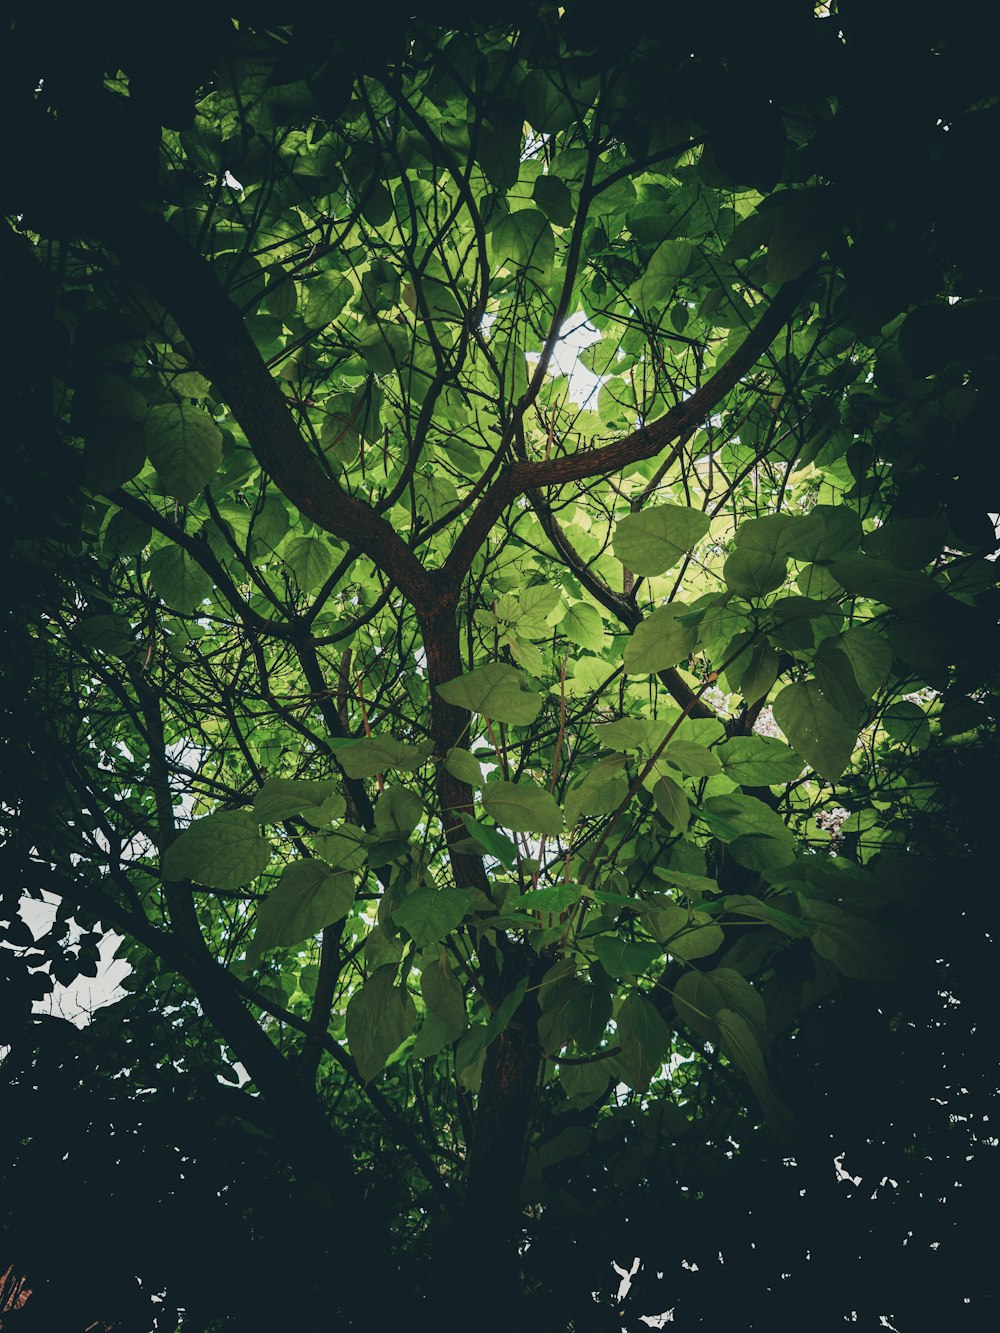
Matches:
[[1, 5, 998, 1329]]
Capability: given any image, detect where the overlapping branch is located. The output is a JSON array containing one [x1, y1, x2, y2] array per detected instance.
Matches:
[[441, 270, 813, 585]]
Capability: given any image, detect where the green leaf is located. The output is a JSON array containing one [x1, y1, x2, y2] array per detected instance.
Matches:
[[558, 1060, 611, 1105], [615, 993, 671, 1092], [284, 536, 338, 592], [77, 613, 135, 659], [594, 718, 658, 752], [734, 514, 804, 554], [337, 736, 433, 779], [702, 792, 795, 845], [489, 209, 555, 278], [537, 1125, 593, 1168], [564, 985, 612, 1053], [564, 755, 629, 827], [623, 605, 698, 676], [836, 625, 892, 699], [147, 547, 212, 613], [264, 274, 298, 321], [882, 700, 930, 749], [458, 814, 518, 868], [532, 173, 575, 226], [828, 555, 939, 608], [560, 601, 605, 651], [303, 272, 352, 327], [724, 548, 788, 599], [592, 936, 660, 977], [482, 780, 564, 836], [724, 895, 809, 937], [444, 747, 484, 786], [483, 976, 529, 1046], [644, 903, 723, 959], [772, 680, 860, 781], [811, 640, 867, 720], [496, 583, 562, 636], [729, 640, 779, 705], [651, 866, 720, 897], [437, 663, 542, 725], [799, 899, 903, 980], [663, 740, 721, 778], [862, 517, 945, 569], [652, 775, 690, 831], [536, 960, 583, 1055], [83, 417, 147, 492], [252, 494, 290, 549], [613, 504, 710, 575], [421, 952, 466, 1033], [345, 964, 417, 1082], [145, 403, 223, 502], [782, 505, 861, 563], [521, 68, 592, 132], [715, 1008, 792, 1135], [374, 786, 423, 833], [358, 321, 409, 375], [728, 833, 797, 871], [103, 508, 151, 556], [393, 887, 473, 947], [253, 778, 343, 824], [252, 860, 355, 955], [162, 812, 270, 891], [717, 736, 803, 786], [363, 926, 404, 970], [763, 189, 837, 283], [514, 884, 581, 914], [313, 823, 368, 872], [637, 239, 695, 309], [412, 1010, 454, 1060], [476, 108, 522, 190], [673, 967, 767, 1045]]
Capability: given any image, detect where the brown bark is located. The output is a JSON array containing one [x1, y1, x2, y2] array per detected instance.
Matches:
[[441, 271, 813, 585]]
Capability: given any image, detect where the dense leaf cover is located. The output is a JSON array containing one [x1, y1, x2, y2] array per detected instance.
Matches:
[[1, 6, 997, 1330]]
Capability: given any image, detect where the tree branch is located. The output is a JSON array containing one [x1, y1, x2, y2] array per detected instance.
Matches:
[[442, 271, 813, 584], [98, 207, 435, 611]]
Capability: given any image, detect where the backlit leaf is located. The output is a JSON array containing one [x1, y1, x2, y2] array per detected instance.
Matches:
[[145, 403, 222, 502], [252, 859, 355, 954], [772, 680, 859, 781], [615, 993, 671, 1091], [623, 605, 698, 676], [337, 737, 434, 779], [148, 546, 212, 612], [437, 663, 543, 725], [614, 504, 710, 575], [482, 780, 564, 836], [162, 812, 270, 892], [393, 887, 473, 947], [717, 736, 803, 786], [345, 964, 416, 1082]]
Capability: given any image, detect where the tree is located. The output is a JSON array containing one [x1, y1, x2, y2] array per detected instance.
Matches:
[[2, 6, 997, 1329]]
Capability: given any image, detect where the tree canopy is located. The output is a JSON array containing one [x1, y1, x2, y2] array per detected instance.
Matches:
[[2, 6, 997, 1330]]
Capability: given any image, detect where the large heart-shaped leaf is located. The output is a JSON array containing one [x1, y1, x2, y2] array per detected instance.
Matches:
[[613, 504, 710, 575], [162, 812, 270, 891], [252, 859, 356, 955], [437, 664, 542, 725]]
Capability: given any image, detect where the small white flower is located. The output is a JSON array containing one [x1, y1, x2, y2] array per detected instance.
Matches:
[[753, 705, 783, 739]]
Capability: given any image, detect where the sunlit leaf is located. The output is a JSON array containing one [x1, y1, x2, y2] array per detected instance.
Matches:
[[437, 664, 543, 725], [345, 964, 416, 1082], [482, 780, 564, 836], [614, 504, 710, 575], [252, 859, 355, 954], [162, 812, 270, 892]]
